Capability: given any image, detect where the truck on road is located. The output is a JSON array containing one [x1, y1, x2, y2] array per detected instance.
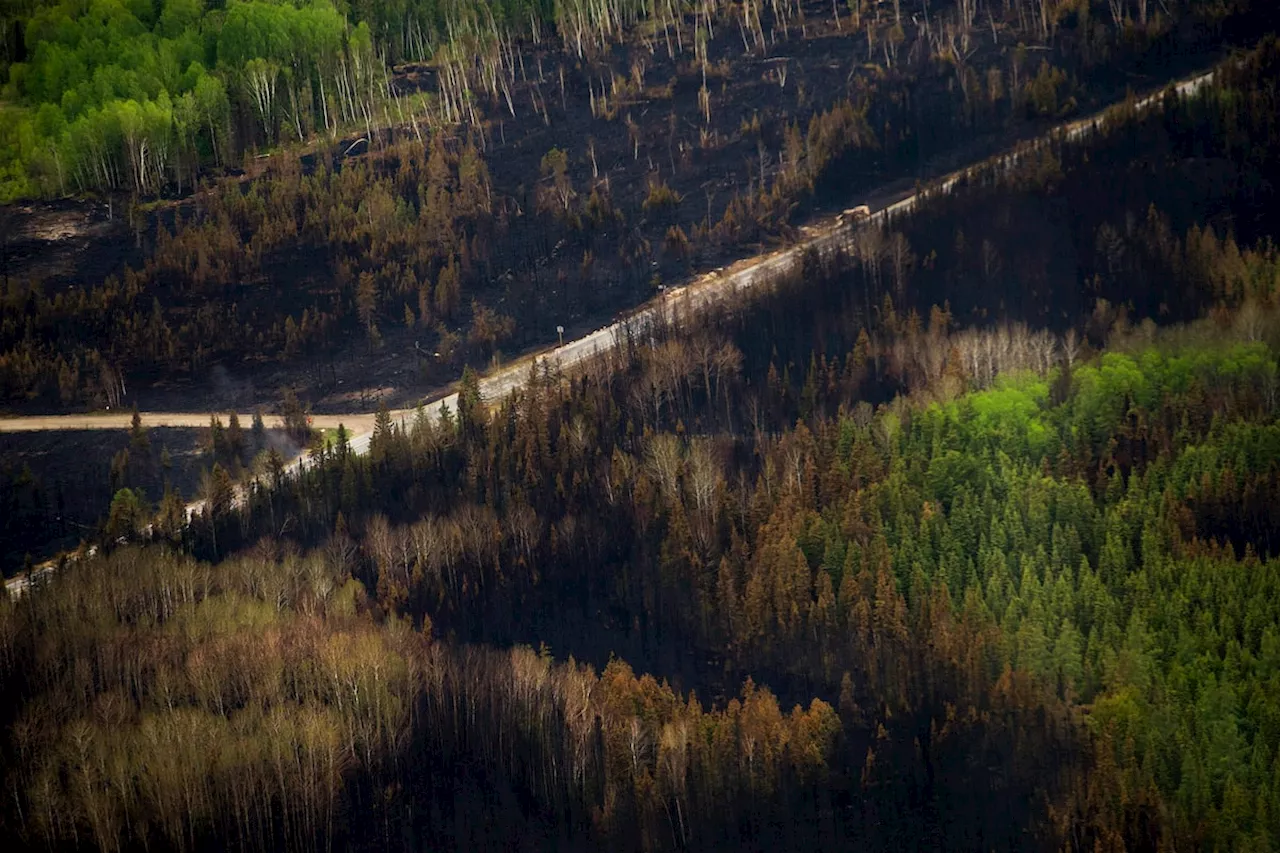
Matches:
[[838, 204, 872, 225]]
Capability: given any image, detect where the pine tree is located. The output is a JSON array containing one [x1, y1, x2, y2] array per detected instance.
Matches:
[[370, 404, 393, 467], [129, 406, 150, 452], [227, 412, 246, 464], [201, 462, 235, 557]]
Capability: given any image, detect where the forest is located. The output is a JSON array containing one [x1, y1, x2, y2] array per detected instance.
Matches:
[[1, 28, 1280, 853], [1, 0, 1274, 418]]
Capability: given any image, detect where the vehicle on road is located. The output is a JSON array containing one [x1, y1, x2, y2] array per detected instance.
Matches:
[[837, 205, 872, 226]]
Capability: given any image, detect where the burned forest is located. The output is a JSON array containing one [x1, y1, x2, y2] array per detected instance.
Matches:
[[3, 2, 1280, 853]]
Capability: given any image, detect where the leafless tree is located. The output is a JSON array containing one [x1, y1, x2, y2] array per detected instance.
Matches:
[[686, 440, 723, 515], [917, 332, 947, 385], [854, 224, 887, 317], [628, 716, 652, 775], [686, 439, 723, 549], [410, 516, 460, 593], [1235, 298, 1266, 343], [365, 514, 395, 575], [649, 338, 695, 416], [714, 340, 744, 425], [645, 433, 684, 503], [457, 504, 500, 576], [1031, 328, 1058, 374], [506, 504, 541, 564], [1062, 328, 1082, 369], [690, 332, 720, 404], [566, 415, 592, 459], [782, 435, 808, 494]]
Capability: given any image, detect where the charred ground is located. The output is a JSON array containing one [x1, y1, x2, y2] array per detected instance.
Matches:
[[2, 0, 1272, 418]]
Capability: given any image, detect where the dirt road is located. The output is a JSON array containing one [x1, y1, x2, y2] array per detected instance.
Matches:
[[0, 64, 1223, 439], [3, 62, 1227, 597]]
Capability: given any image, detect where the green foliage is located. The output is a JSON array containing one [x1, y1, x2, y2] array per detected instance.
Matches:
[[0, 0, 377, 197], [104, 486, 147, 542], [931, 372, 1056, 460]]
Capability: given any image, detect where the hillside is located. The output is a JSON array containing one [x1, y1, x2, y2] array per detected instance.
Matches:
[[1, 30, 1279, 852], [2, 0, 1273, 420]]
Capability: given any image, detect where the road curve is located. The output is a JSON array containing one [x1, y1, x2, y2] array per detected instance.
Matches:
[[4, 63, 1227, 597]]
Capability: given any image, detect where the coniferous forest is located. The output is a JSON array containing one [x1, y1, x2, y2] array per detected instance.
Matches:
[[3, 4, 1280, 853]]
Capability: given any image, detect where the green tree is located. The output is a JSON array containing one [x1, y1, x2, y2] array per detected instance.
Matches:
[[104, 487, 148, 545]]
